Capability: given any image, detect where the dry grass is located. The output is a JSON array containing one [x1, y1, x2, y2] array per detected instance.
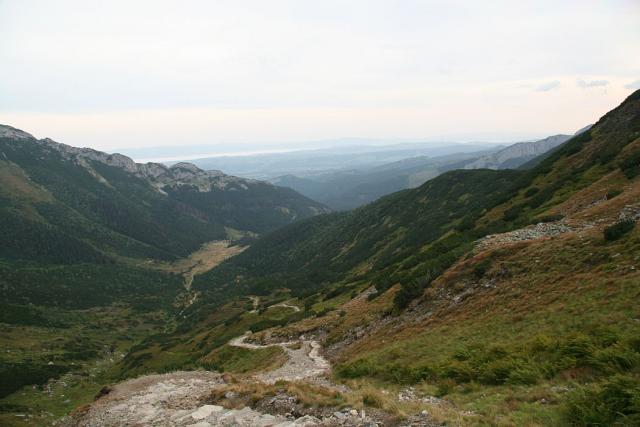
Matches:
[[206, 380, 346, 409]]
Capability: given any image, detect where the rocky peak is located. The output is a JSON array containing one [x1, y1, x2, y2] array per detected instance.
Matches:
[[1, 123, 256, 194], [171, 162, 202, 172], [0, 124, 35, 140]]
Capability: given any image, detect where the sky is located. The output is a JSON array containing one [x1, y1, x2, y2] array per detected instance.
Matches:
[[1, 0, 639, 152]]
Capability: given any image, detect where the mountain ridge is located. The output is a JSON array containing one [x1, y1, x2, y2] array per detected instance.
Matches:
[[463, 134, 572, 170], [0, 124, 329, 262]]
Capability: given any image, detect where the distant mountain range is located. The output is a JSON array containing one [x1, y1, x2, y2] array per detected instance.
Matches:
[[270, 132, 588, 210], [463, 134, 573, 169], [185, 142, 503, 180]]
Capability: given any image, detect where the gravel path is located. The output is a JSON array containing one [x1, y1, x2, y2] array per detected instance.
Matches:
[[63, 341, 371, 426], [228, 332, 330, 384], [62, 371, 326, 426], [270, 303, 302, 312]]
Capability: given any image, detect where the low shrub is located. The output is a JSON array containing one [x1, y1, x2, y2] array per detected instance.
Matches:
[[536, 214, 564, 223], [564, 375, 640, 426], [436, 378, 456, 397], [524, 187, 540, 197], [604, 220, 636, 241], [606, 188, 623, 199], [503, 204, 525, 221], [620, 149, 640, 179], [473, 258, 491, 279], [478, 359, 515, 385]]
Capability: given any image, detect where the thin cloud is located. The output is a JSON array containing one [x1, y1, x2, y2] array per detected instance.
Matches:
[[534, 81, 561, 92], [624, 80, 640, 90], [577, 79, 609, 88]]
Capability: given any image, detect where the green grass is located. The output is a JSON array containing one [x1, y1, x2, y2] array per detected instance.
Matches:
[[0, 304, 169, 426], [201, 345, 285, 374]]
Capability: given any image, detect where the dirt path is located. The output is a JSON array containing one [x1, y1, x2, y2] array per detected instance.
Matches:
[[228, 332, 330, 384], [248, 296, 259, 313], [270, 302, 301, 312]]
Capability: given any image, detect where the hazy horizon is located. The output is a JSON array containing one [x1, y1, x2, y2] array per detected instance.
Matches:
[[1, 1, 639, 152]]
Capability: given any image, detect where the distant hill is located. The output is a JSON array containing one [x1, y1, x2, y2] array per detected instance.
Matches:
[[463, 134, 572, 170], [272, 150, 491, 210], [187, 143, 501, 180]]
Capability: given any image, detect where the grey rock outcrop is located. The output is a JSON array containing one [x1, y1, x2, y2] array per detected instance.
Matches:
[[0, 124, 259, 194], [464, 134, 572, 170]]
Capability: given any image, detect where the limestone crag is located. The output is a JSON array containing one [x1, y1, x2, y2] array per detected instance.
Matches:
[[0, 124, 260, 194], [464, 134, 572, 170]]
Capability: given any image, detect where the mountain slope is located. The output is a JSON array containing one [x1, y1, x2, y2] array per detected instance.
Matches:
[[193, 168, 519, 301], [0, 125, 328, 263]]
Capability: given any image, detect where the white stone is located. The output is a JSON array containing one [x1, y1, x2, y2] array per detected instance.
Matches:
[[191, 405, 224, 420]]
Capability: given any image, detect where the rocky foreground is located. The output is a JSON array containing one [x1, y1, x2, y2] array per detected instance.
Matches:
[[60, 332, 438, 427]]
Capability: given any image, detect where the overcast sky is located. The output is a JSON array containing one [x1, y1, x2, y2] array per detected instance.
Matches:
[[1, 0, 639, 151]]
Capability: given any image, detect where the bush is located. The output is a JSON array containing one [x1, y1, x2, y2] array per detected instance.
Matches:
[[606, 189, 623, 200], [536, 214, 564, 223], [507, 366, 540, 385], [604, 220, 636, 241], [589, 344, 640, 374], [524, 187, 540, 198], [473, 258, 491, 279], [623, 165, 640, 179], [564, 375, 640, 426], [561, 334, 595, 360], [620, 149, 640, 179], [455, 215, 476, 231], [362, 392, 383, 408], [503, 204, 525, 221], [436, 379, 456, 397], [440, 361, 475, 382], [336, 359, 374, 379], [478, 359, 515, 385]]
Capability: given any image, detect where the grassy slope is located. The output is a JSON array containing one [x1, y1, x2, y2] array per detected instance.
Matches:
[[324, 92, 640, 424]]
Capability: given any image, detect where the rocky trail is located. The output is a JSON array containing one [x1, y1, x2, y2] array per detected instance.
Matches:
[[64, 334, 422, 426], [474, 220, 577, 252], [228, 332, 330, 384]]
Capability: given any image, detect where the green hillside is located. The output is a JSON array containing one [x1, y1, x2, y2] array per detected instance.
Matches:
[[193, 168, 519, 304], [0, 130, 328, 263]]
